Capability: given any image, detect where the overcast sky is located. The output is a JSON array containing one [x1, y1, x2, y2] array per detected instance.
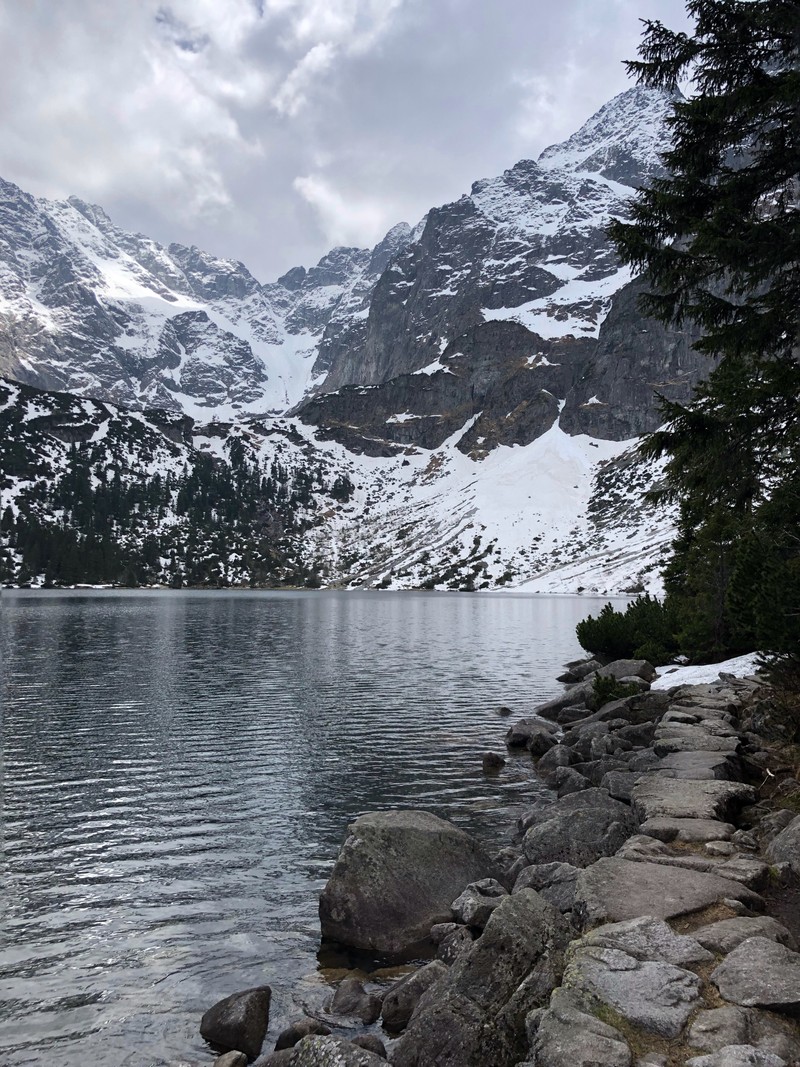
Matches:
[[1, 0, 691, 281]]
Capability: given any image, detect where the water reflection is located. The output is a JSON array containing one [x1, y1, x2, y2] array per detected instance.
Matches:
[[1, 590, 613, 1066]]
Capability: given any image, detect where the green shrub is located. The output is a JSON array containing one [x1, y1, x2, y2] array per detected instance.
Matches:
[[576, 594, 678, 662], [592, 674, 642, 706]]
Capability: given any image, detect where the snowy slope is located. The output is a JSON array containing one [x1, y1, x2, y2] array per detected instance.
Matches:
[[1, 377, 674, 595]]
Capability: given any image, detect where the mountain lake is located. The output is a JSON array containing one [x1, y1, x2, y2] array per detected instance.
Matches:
[[1, 589, 619, 1066]]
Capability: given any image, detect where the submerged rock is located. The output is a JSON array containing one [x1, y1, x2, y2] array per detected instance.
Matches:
[[319, 810, 493, 954], [330, 977, 382, 1023]]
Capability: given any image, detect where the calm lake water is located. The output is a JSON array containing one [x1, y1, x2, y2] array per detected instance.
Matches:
[[1, 590, 612, 1066]]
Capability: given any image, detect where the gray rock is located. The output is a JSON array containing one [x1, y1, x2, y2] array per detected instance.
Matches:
[[254, 1051, 295, 1067], [572, 758, 628, 786], [565, 944, 701, 1037], [711, 937, 800, 1011], [559, 658, 603, 683], [553, 766, 592, 796], [436, 925, 473, 964], [522, 789, 637, 869], [512, 862, 579, 912], [654, 732, 740, 756], [530, 681, 597, 721], [201, 987, 272, 1063], [688, 1005, 800, 1060], [289, 1035, 387, 1066], [215, 1054, 249, 1067], [601, 770, 642, 802], [381, 960, 447, 1033], [732, 830, 759, 851], [687, 1006, 751, 1052], [574, 858, 763, 929], [331, 978, 382, 1024], [599, 659, 656, 682], [390, 889, 567, 1067], [580, 915, 713, 965], [632, 778, 755, 823], [626, 749, 662, 772], [640, 817, 736, 843], [613, 721, 656, 747], [349, 1035, 387, 1059], [654, 751, 736, 780], [757, 809, 796, 844], [765, 814, 800, 876], [529, 987, 631, 1067], [535, 744, 576, 777], [319, 810, 493, 953], [685, 1046, 787, 1067], [556, 704, 592, 725], [705, 840, 736, 856], [505, 719, 557, 752], [450, 877, 508, 929], [748, 1008, 800, 1061], [275, 1018, 331, 1051], [430, 922, 459, 944]]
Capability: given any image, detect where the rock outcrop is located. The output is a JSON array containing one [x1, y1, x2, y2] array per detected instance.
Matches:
[[318, 810, 493, 954]]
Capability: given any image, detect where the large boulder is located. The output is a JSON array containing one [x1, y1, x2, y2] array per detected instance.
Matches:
[[200, 986, 272, 1063], [390, 889, 567, 1067], [522, 789, 637, 868], [319, 810, 493, 954]]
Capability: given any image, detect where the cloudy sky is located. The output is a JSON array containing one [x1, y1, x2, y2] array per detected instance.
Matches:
[[2, 0, 690, 280]]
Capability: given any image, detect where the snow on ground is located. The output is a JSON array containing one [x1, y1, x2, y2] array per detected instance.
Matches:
[[652, 652, 762, 689]]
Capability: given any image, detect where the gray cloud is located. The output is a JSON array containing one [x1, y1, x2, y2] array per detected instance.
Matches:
[[0, 0, 690, 279]]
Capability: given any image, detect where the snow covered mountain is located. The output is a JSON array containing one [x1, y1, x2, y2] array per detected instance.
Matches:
[[0, 85, 714, 594], [0, 181, 412, 417]]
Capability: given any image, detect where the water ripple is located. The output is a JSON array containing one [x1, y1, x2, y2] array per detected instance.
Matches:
[[1, 589, 612, 1066]]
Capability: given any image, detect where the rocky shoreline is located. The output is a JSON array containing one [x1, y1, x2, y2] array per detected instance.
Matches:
[[198, 658, 800, 1067]]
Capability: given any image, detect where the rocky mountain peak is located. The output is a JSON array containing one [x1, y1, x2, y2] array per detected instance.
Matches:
[[538, 85, 679, 185]]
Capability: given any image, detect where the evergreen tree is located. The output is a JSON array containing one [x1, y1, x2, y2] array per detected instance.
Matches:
[[608, 0, 800, 662]]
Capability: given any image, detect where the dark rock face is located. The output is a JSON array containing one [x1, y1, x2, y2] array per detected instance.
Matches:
[[318, 810, 494, 954], [200, 986, 272, 1063], [559, 276, 711, 440], [390, 889, 568, 1067], [297, 322, 590, 455]]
